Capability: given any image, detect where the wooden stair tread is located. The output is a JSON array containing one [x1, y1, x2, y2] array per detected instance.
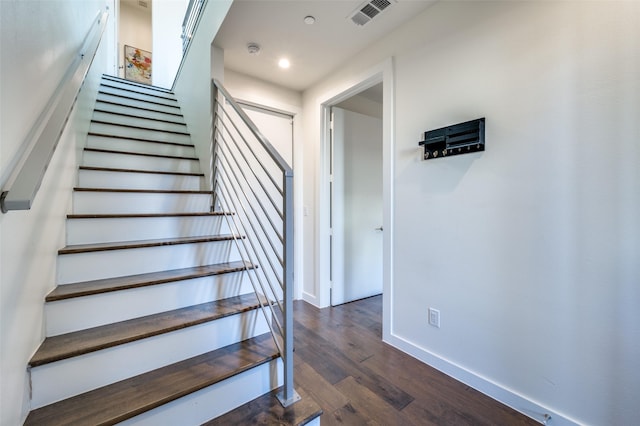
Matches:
[[79, 165, 204, 177], [202, 387, 322, 426], [58, 234, 238, 255], [101, 74, 174, 94], [97, 90, 181, 109], [95, 98, 184, 117], [91, 119, 189, 136], [46, 261, 253, 302], [84, 147, 198, 161], [25, 333, 279, 425], [29, 293, 262, 367], [100, 79, 178, 102], [93, 108, 187, 125], [100, 82, 178, 102], [67, 212, 227, 219], [88, 131, 193, 147], [73, 187, 209, 194]]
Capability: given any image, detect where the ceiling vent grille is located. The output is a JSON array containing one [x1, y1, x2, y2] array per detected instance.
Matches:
[[138, 0, 148, 8], [349, 0, 394, 27]]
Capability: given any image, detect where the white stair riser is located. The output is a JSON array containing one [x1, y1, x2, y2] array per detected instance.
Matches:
[[95, 101, 185, 124], [120, 359, 283, 426], [72, 191, 211, 215], [82, 150, 200, 173], [66, 215, 227, 244], [87, 135, 195, 158], [78, 169, 203, 191], [31, 310, 271, 408], [99, 85, 178, 107], [45, 273, 254, 335], [92, 111, 188, 134], [57, 240, 241, 284], [89, 122, 192, 145], [97, 93, 180, 115], [100, 79, 175, 98]]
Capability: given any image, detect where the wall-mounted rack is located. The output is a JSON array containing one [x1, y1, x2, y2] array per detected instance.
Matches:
[[419, 118, 485, 160]]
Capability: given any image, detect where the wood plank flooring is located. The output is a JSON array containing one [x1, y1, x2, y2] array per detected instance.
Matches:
[[203, 386, 322, 426], [293, 296, 538, 426]]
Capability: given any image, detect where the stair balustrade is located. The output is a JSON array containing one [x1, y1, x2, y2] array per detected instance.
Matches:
[[211, 79, 299, 407]]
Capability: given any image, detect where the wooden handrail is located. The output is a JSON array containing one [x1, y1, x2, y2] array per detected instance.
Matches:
[[1, 10, 109, 213]]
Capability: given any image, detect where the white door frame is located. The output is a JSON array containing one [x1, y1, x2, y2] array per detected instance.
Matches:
[[317, 58, 395, 340]]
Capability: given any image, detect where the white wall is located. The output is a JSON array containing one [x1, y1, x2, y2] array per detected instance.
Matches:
[[224, 69, 302, 112], [0, 1, 110, 424], [301, 1, 639, 425], [119, 0, 152, 79], [173, 0, 231, 189], [152, 0, 188, 88]]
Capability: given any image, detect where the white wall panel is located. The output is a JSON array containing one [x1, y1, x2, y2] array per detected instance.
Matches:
[[152, 0, 188, 88]]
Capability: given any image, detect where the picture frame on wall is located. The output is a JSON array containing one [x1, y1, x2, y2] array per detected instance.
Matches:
[[124, 45, 152, 85]]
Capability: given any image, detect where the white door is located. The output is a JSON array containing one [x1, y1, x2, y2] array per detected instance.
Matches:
[[331, 107, 383, 306]]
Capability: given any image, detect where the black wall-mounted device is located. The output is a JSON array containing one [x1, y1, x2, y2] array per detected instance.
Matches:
[[419, 118, 485, 160]]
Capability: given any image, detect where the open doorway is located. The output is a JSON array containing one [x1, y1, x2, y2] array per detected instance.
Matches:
[[317, 60, 393, 338], [118, 0, 152, 82], [329, 84, 383, 306]]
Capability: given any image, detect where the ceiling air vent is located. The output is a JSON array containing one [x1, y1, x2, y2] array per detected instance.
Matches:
[[349, 0, 395, 27], [138, 0, 148, 8]]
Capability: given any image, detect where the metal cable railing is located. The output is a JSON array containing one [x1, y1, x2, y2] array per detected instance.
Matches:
[[210, 79, 299, 407], [181, 0, 206, 53]]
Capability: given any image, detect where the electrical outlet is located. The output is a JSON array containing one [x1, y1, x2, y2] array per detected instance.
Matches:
[[428, 308, 440, 328]]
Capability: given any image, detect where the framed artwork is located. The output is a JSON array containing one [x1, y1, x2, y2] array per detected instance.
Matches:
[[124, 45, 152, 85]]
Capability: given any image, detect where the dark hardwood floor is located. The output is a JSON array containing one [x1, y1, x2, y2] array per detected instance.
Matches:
[[293, 295, 537, 426]]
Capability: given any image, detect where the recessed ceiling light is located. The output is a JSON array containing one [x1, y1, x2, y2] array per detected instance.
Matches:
[[304, 15, 316, 25], [278, 58, 290, 69]]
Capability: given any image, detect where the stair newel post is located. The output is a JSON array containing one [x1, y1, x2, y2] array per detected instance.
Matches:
[[277, 171, 300, 407], [210, 80, 220, 212]]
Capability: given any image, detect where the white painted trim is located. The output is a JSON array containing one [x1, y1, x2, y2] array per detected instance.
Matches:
[[316, 58, 395, 322], [302, 291, 319, 306], [385, 333, 580, 426]]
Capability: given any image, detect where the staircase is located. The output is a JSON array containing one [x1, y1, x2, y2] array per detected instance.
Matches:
[[23, 75, 320, 425]]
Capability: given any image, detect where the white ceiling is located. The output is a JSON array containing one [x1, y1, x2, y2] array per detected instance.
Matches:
[[214, 0, 436, 92]]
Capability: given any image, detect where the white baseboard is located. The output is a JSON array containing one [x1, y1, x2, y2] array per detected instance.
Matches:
[[301, 291, 319, 307], [384, 333, 583, 426]]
